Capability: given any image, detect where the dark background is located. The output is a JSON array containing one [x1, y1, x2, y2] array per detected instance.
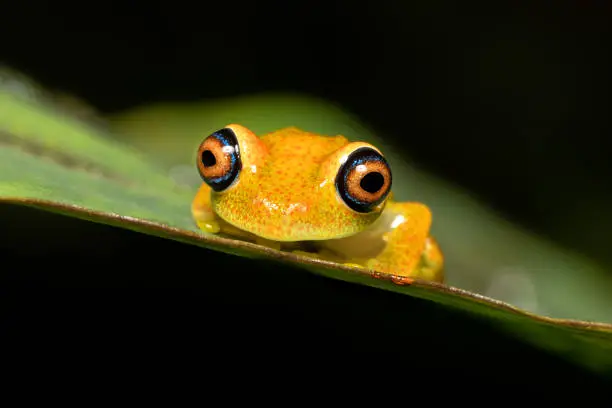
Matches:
[[3, 1, 612, 263], [2, 0, 612, 389]]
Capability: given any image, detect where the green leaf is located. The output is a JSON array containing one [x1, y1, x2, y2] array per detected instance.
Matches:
[[1, 70, 612, 374]]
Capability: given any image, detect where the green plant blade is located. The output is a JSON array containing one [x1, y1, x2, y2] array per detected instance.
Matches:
[[111, 94, 612, 325], [1, 71, 612, 374]]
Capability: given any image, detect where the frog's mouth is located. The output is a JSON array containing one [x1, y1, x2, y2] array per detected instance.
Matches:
[[213, 205, 395, 262], [216, 213, 363, 243], [212, 197, 376, 243]]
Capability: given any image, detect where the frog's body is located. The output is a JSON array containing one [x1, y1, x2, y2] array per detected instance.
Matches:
[[192, 124, 444, 282]]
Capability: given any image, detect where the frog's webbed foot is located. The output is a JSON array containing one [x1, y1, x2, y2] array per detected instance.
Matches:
[[192, 183, 220, 233], [365, 236, 444, 282], [192, 183, 260, 241], [342, 262, 366, 269], [255, 237, 282, 251], [415, 236, 444, 282], [292, 249, 365, 269], [291, 250, 319, 259], [193, 194, 291, 252], [195, 218, 221, 234], [290, 247, 345, 264], [363, 202, 444, 283]]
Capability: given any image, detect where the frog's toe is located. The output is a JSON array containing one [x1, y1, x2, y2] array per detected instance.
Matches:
[[196, 219, 221, 234], [417, 237, 445, 283], [255, 237, 282, 251], [291, 250, 319, 258], [342, 262, 364, 269], [291, 249, 346, 264]]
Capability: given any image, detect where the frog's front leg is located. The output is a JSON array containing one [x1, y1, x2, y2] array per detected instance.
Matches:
[[191, 183, 220, 233], [415, 236, 444, 282], [192, 183, 263, 242], [366, 202, 444, 283]]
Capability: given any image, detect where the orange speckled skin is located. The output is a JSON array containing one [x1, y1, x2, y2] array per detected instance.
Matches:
[[192, 124, 444, 282]]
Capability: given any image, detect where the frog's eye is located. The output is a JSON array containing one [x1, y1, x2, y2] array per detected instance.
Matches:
[[196, 127, 242, 192], [335, 147, 392, 213]]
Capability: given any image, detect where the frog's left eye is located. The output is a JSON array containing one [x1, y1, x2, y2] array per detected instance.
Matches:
[[335, 147, 392, 213], [196, 127, 242, 192]]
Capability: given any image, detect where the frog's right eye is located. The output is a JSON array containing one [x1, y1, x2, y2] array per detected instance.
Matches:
[[196, 127, 242, 192], [335, 146, 392, 213]]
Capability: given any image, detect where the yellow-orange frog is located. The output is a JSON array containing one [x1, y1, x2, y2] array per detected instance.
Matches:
[[191, 124, 444, 282]]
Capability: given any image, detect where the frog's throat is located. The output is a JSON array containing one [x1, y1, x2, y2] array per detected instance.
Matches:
[[213, 210, 382, 243]]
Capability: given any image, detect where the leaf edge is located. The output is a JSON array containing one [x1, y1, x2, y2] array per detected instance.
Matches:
[[3, 196, 612, 335]]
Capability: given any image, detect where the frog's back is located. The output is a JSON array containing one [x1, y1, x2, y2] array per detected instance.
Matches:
[[260, 127, 349, 168], [221, 127, 353, 240], [250, 127, 351, 216]]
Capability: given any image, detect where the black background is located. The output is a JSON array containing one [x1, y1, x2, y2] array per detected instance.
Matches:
[[2, 0, 612, 390]]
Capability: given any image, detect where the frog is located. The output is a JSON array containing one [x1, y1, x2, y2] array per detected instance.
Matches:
[[191, 124, 444, 283]]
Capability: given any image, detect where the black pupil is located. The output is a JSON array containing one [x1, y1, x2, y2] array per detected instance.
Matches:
[[201, 150, 216, 167], [360, 172, 384, 193]]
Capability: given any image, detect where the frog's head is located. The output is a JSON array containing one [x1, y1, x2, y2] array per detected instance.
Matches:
[[196, 124, 393, 241]]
